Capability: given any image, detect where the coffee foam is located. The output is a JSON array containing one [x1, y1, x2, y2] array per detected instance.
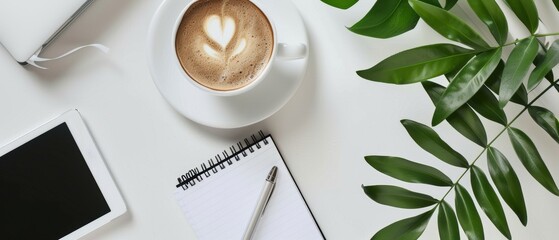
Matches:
[[176, 0, 274, 91]]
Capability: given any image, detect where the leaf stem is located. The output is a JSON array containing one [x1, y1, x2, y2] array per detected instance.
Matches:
[[500, 32, 559, 47], [435, 79, 559, 206], [501, 39, 522, 47], [534, 32, 559, 38]]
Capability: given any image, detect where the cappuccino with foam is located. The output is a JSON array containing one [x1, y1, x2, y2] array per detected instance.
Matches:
[[175, 0, 274, 91]]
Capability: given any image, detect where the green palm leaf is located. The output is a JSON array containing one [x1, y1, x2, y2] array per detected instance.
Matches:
[[528, 40, 559, 90], [487, 147, 527, 225], [508, 127, 559, 195], [528, 106, 559, 143], [500, 37, 539, 107], [444, 0, 458, 10], [445, 64, 508, 125], [363, 185, 438, 209], [455, 184, 484, 240], [357, 44, 475, 84], [438, 201, 460, 240], [409, 0, 490, 49], [321, 0, 358, 9], [534, 42, 556, 83], [502, 0, 539, 33], [468, 85, 507, 125], [372, 210, 434, 240], [485, 61, 529, 106], [471, 166, 511, 239], [423, 81, 488, 147], [467, 0, 508, 45], [401, 119, 469, 168], [349, 0, 441, 38], [432, 48, 502, 125], [349, 0, 415, 38], [365, 156, 453, 186]]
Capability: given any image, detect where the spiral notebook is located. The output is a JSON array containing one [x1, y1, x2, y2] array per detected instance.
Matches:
[[174, 131, 325, 240]]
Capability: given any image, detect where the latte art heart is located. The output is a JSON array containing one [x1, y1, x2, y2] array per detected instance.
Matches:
[[175, 0, 274, 91], [202, 15, 247, 59], [204, 15, 235, 49]]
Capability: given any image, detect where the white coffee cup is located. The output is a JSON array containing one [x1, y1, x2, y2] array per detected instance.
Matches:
[[173, 0, 307, 97]]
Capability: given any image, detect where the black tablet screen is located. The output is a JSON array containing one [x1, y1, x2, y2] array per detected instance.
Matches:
[[0, 123, 110, 239]]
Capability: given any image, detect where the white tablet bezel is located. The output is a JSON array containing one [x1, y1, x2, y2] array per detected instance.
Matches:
[[0, 109, 126, 240]]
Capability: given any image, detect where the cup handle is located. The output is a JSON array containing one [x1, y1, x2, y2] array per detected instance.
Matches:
[[277, 43, 307, 60]]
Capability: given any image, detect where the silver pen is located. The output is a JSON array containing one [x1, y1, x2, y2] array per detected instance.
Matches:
[[242, 166, 278, 240]]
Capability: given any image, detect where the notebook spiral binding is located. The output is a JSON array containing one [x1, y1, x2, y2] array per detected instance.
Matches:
[[176, 130, 269, 190]]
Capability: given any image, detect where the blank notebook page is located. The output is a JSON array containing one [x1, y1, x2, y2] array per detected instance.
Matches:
[[174, 136, 324, 240]]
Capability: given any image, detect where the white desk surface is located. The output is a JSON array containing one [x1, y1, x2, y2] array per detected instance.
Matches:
[[1, 0, 559, 239]]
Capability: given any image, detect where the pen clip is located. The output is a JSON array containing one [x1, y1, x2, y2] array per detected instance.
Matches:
[[260, 182, 276, 216]]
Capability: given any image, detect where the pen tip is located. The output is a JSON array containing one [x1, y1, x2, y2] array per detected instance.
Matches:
[[267, 166, 278, 181]]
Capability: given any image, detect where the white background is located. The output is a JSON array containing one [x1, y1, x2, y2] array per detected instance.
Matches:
[[1, 0, 559, 239]]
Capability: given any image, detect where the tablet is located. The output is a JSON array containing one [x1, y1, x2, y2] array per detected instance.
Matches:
[[0, 110, 126, 240]]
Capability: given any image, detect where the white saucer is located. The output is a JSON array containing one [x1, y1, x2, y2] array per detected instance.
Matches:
[[147, 0, 309, 129]]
